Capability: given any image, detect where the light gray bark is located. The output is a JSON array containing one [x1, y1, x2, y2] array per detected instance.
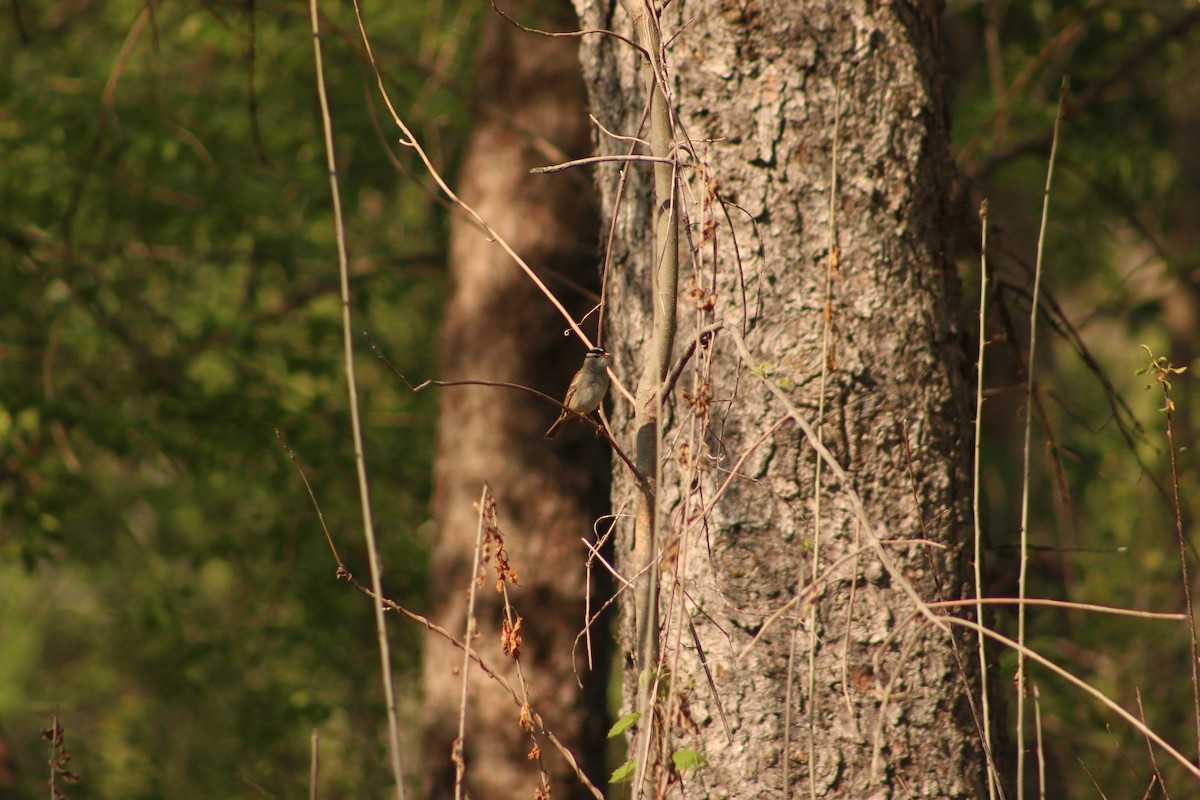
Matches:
[[575, 0, 986, 796]]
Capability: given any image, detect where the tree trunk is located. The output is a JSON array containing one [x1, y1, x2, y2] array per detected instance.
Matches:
[[576, 0, 988, 796], [421, 2, 609, 798]]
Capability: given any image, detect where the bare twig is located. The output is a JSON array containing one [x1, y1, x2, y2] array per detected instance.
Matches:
[[957, 11, 1086, 166], [288, 436, 602, 799], [369, 588, 606, 800], [348, 0, 636, 407], [1033, 682, 1046, 800], [1170, 392, 1200, 764], [309, 730, 319, 800], [531, 154, 677, 174], [1017, 78, 1067, 800], [581, 512, 623, 672], [1135, 688, 1169, 800], [687, 617, 733, 743], [1144, 348, 1200, 760], [698, 415, 789, 524], [662, 322, 723, 399], [944, 616, 1200, 782], [870, 619, 925, 783], [581, 535, 633, 590], [278, 431, 348, 576], [927, 597, 1184, 621], [974, 198, 999, 800], [613, 2, 682, 795], [308, 5, 406, 796], [489, 0, 648, 59], [900, 419, 1005, 800], [379, 362, 645, 481], [590, 114, 648, 146], [453, 485, 491, 800], [791, 75, 841, 800], [60, 6, 149, 239]]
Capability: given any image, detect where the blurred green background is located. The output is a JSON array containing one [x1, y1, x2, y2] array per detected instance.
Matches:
[[1, 0, 472, 795]]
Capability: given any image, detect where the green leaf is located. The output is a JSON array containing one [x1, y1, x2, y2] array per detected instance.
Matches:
[[672, 748, 706, 772], [607, 712, 640, 739], [610, 758, 637, 783]]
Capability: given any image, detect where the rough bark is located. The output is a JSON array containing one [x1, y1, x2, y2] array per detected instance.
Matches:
[[421, 2, 609, 798], [575, 0, 986, 796]]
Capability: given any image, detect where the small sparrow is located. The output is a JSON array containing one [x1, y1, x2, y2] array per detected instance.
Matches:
[[545, 347, 611, 439]]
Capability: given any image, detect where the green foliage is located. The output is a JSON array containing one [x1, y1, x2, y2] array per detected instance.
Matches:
[[607, 711, 640, 739], [609, 757, 636, 784], [605, 711, 704, 781], [949, 1, 1200, 795], [0, 0, 478, 795], [670, 747, 705, 773]]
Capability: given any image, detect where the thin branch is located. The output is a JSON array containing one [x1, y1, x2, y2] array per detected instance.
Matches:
[[928, 597, 1185, 621], [369, 338, 646, 481], [614, 1, 682, 795], [277, 431, 347, 575], [794, 74, 841, 800], [686, 616, 733, 743], [308, 5, 406, 796], [530, 154, 677, 174], [944, 616, 1200, 782], [869, 618, 925, 783], [662, 322, 722, 399], [596, 105, 651, 345], [901, 419, 1005, 800], [1135, 688, 1169, 800], [414, 377, 644, 479], [957, 10, 1086, 166], [489, 0, 648, 59], [308, 730, 319, 800], [348, 0, 636, 406], [589, 114, 648, 146], [1017, 78, 1067, 800], [1033, 682, 1046, 800], [291, 443, 605, 800], [580, 535, 633, 589], [975, 198, 1000, 800], [373, 589, 607, 800], [1155, 352, 1200, 760], [453, 485, 491, 800], [698, 415, 789, 524]]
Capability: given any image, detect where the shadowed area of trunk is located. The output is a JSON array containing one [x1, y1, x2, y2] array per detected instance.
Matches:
[[421, 2, 611, 799]]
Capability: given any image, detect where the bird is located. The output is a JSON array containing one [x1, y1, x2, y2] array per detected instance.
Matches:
[[544, 347, 611, 439]]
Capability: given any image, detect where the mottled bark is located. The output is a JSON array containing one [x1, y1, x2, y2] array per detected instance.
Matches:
[[421, 2, 609, 798], [575, 0, 987, 796]]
